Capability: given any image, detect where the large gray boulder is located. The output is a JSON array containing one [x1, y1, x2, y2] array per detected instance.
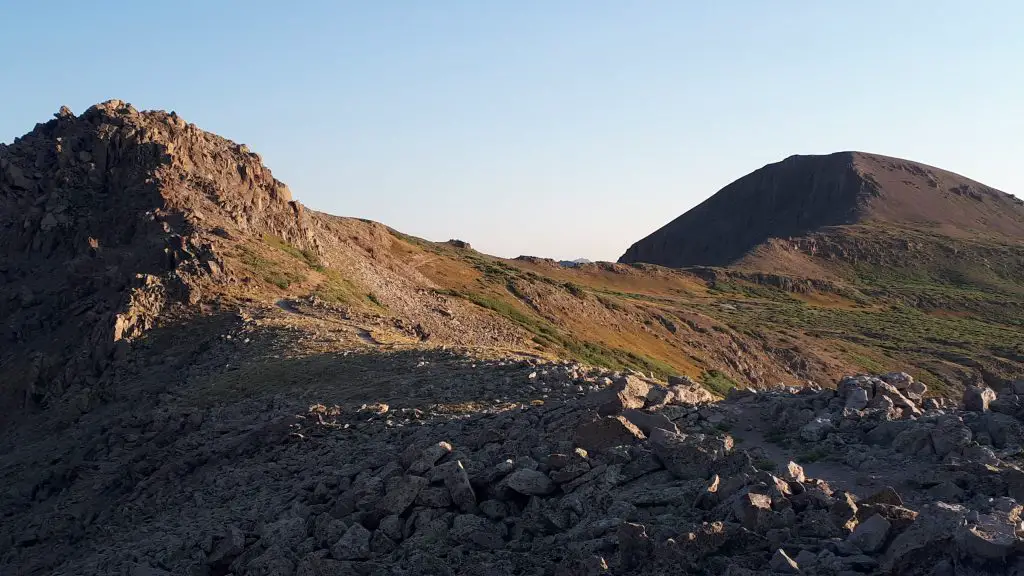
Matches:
[[648, 428, 733, 480]]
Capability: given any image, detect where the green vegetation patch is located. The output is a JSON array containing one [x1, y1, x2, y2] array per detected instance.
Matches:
[[239, 246, 306, 289], [702, 369, 737, 396]]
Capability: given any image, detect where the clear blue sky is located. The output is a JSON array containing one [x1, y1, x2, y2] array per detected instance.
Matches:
[[3, 2, 1022, 261]]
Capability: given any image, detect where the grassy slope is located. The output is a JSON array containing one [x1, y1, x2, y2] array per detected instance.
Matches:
[[221, 222, 1023, 397]]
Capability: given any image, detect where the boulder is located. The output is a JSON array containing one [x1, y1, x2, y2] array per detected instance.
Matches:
[[983, 412, 1024, 448], [312, 514, 348, 548], [956, 511, 1019, 561], [505, 469, 556, 496], [261, 517, 306, 550], [375, 475, 428, 517], [449, 514, 504, 550], [296, 555, 346, 576], [882, 503, 966, 574], [407, 441, 453, 474], [331, 524, 371, 560], [769, 549, 800, 574], [416, 487, 453, 508], [594, 375, 650, 415], [882, 372, 914, 390], [648, 428, 733, 480], [664, 375, 716, 405], [207, 525, 245, 565], [732, 492, 773, 531], [800, 417, 834, 442], [434, 460, 477, 512], [575, 416, 646, 453], [783, 461, 805, 483], [931, 418, 973, 458], [844, 388, 869, 411], [846, 513, 891, 553], [616, 522, 653, 570], [906, 380, 928, 401], [621, 408, 679, 436], [963, 386, 997, 412], [378, 515, 404, 541], [861, 486, 903, 507]]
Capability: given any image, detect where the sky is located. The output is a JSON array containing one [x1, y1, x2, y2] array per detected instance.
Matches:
[[2, 1, 1022, 261]]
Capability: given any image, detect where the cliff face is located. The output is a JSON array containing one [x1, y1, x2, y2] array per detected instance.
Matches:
[[619, 152, 1024, 268]]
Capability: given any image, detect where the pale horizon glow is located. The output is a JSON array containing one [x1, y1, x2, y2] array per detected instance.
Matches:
[[2, 2, 1022, 262]]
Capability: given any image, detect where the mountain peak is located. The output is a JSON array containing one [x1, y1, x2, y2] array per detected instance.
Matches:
[[619, 151, 1024, 268]]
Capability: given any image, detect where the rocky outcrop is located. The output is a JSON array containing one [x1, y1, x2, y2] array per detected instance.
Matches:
[[0, 101, 315, 423]]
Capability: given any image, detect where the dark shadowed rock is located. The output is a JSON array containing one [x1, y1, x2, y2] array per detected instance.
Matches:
[[575, 416, 646, 453], [505, 469, 556, 496], [964, 386, 997, 412]]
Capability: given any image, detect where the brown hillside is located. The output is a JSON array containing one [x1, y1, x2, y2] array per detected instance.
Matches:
[[618, 151, 1024, 269]]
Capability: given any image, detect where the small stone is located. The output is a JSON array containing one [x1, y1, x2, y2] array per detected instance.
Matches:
[[769, 549, 800, 574]]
